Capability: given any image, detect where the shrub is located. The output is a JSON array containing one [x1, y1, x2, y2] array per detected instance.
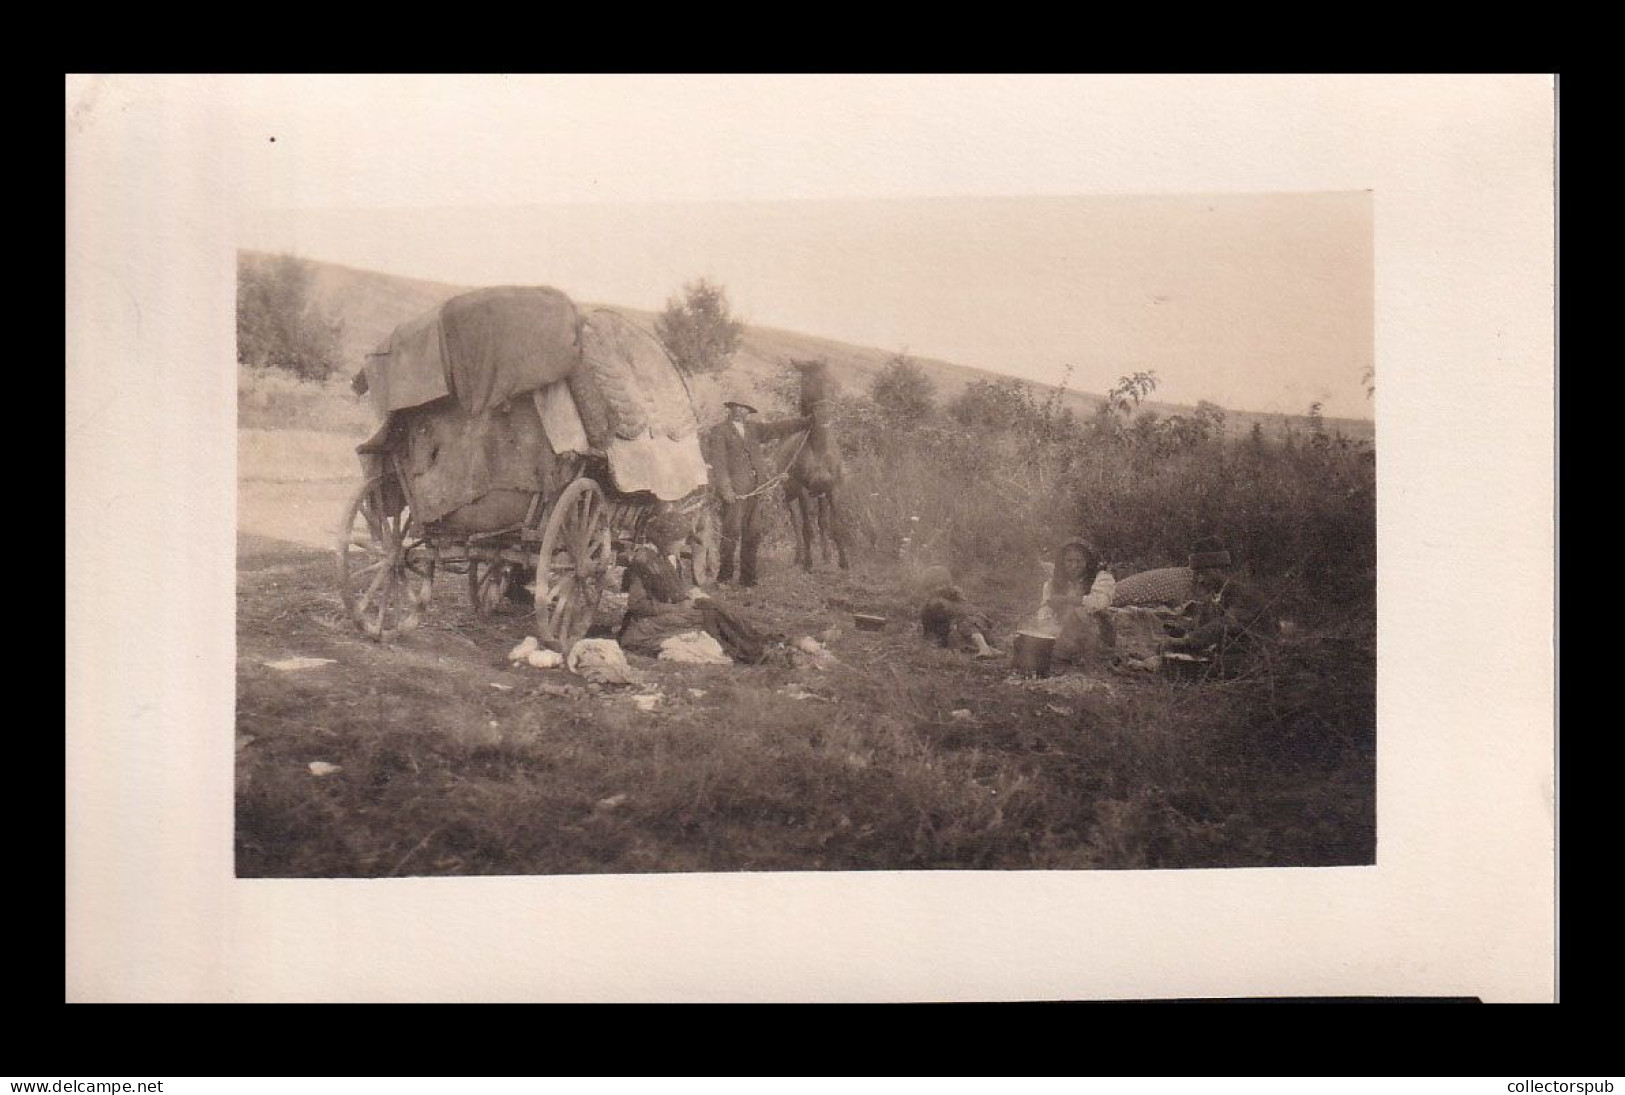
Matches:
[[822, 369, 1373, 648], [237, 252, 345, 381], [654, 278, 745, 376], [946, 377, 1040, 433], [869, 351, 936, 429]]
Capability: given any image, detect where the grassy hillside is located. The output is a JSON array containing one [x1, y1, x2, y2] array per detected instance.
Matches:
[[304, 260, 465, 368], [242, 250, 1373, 442]]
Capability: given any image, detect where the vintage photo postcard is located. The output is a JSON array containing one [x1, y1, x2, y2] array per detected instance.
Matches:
[[66, 74, 1555, 1001]]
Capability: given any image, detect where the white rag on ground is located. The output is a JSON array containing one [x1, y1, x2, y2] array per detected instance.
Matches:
[[526, 648, 564, 669], [265, 657, 336, 672], [658, 630, 733, 665], [566, 638, 643, 685]]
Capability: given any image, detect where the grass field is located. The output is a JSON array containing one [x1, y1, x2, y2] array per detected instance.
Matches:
[[236, 529, 1373, 877], [236, 343, 1376, 877]]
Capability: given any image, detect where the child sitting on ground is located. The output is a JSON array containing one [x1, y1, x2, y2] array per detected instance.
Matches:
[[918, 569, 1001, 658]]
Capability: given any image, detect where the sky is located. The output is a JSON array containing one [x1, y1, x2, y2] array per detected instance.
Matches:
[[243, 193, 1372, 418], [223, 74, 1388, 418]]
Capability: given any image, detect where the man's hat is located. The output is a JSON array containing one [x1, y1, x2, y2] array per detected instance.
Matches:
[[1188, 536, 1233, 570], [722, 399, 758, 414]]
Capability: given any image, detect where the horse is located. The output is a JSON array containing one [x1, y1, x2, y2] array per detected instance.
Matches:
[[779, 359, 850, 571]]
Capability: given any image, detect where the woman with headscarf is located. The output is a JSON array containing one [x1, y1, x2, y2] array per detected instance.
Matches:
[[1024, 538, 1118, 666]]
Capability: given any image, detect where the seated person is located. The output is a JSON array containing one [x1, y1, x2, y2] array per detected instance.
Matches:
[[1114, 537, 1274, 668], [618, 515, 782, 665], [1023, 538, 1117, 666], [919, 581, 1000, 658], [1108, 536, 1225, 608]]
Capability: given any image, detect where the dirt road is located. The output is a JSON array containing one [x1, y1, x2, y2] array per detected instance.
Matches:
[[239, 429, 364, 554]]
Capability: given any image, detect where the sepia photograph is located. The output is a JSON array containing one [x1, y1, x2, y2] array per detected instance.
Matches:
[[234, 189, 1375, 876], [68, 74, 1553, 1000]]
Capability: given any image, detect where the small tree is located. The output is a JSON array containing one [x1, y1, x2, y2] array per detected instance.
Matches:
[[1109, 370, 1159, 415], [1034, 363, 1080, 443], [236, 252, 344, 380], [869, 350, 936, 428], [1194, 400, 1227, 440], [1092, 370, 1160, 443], [948, 377, 1037, 433], [654, 277, 745, 375]]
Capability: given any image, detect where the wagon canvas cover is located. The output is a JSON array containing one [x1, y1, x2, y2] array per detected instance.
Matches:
[[360, 286, 582, 418], [573, 309, 708, 501], [403, 397, 563, 525], [361, 291, 711, 514], [570, 309, 697, 448]]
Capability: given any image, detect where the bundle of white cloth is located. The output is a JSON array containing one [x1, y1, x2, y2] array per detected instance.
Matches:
[[567, 638, 645, 684], [657, 630, 733, 666]]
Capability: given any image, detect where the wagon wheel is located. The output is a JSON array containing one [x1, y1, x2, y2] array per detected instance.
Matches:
[[535, 478, 612, 653], [467, 553, 521, 617], [337, 476, 436, 641]]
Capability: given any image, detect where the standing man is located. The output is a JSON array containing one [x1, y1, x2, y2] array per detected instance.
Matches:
[[705, 396, 811, 587]]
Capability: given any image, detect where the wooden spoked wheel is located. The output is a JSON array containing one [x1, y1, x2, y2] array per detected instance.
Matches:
[[337, 476, 436, 641], [467, 553, 525, 617], [535, 478, 612, 653]]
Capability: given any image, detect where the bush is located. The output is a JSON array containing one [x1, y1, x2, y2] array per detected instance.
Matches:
[[825, 370, 1373, 639], [654, 278, 745, 376], [869, 351, 936, 428], [237, 252, 345, 381], [946, 377, 1040, 433]]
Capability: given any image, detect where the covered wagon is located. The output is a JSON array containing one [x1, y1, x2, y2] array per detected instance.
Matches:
[[338, 286, 711, 649]]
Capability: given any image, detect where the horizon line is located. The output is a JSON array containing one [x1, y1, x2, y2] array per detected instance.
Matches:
[[238, 247, 1376, 426]]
